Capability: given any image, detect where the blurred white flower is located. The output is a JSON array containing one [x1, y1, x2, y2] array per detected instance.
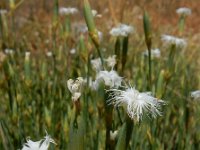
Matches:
[[59, 7, 78, 15], [106, 55, 116, 69], [98, 31, 103, 42], [83, 77, 98, 90], [67, 77, 84, 101], [191, 90, 200, 100], [91, 58, 102, 72], [0, 9, 7, 15], [70, 48, 76, 54], [161, 34, 187, 48], [108, 86, 165, 121], [22, 132, 56, 150], [46, 51, 52, 57], [95, 70, 122, 88], [92, 9, 102, 18], [110, 24, 134, 37], [110, 130, 118, 140], [143, 48, 161, 58], [176, 7, 191, 16], [5, 48, 14, 55], [25, 52, 31, 61]]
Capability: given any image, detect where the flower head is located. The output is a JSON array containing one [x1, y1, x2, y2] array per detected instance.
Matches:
[[176, 7, 191, 16], [22, 131, 56, 150], [95, 70, 122, 88], [105, 55, 117, 69], [110, 24, 134, 37], [0, 9, 7, 15], [91, 58, 102, 72], [92, 9, 102, 18], [143, 48, 161, 58], [110, 130, 118, 140], [46, 51, 52, 57], [59, 7, 78, 15], [191, 90, 200, 100], [108, 87, 165, 121], [67, 77, 84, 101], [161, 34, 187, 48]]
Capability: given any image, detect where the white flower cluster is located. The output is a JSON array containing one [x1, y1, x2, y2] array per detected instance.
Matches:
[[67, 77, 84, 101], [191, 90, 200, 100], [108, 86, 165, 121], [143, 48, 161, 58], [110, 24, 134, 37], [176, 7, 191, 16], [90, 55, 122, 90], [161, 34, 187, 48], [22, 132, 56, 150], [59, 7, 78, 15]]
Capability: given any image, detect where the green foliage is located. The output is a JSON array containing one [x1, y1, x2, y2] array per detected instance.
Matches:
[[0, 1, 200, 150]]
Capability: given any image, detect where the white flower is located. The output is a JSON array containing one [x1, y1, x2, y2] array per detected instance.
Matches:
[[108, 87, 165, 121], [110, 130, 118, 140], [67, 77, 84, 101], [0, 9, 7, 15], [191, 90, 200, 100], [161, 34, 187, 48], [110, 24, 134, 37], [46, 52, 52, 57], [92, 9, 102, 18], [106, 55, 117, 69], [143, 48, 161, 58], [59, 7, 78, 15], [25, 52, 31, 61], [22, 132, 56, 150], [91, 58, 102, 72], [5, 48, 14, 55], [176, 7, 191, 16], [84, 77, 98, 90], [98, 31, 103, 42], [70, 48, 76, 54], [95, 70, 122, 88]]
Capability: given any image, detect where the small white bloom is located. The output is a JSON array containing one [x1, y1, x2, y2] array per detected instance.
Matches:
[[191, 90, 200, 100], [59, 7, 78, 15], [95, 70, 122, 88], [46, 52, 52, 57], [25, 52, 31, 61], [110, 130, 118, 140], [67, 77, 84, 101], [84, 77, 99, 90], [5, 48, 14, 55], [110, 24, 134, 37], [22, 132, 56, 150], [0, 9, 7, 15], [108, 87, 165, 121], [143, 48, 161, 58], [70, 48, 76, 54], [161, 34, 187, 48], [92, 10, 97, 16], [91, 58, 102, 72], [176, 7, 191, 16], [98, 31, 103, 42], [106, 55, 117, 69], [92, 9, 102, 18]]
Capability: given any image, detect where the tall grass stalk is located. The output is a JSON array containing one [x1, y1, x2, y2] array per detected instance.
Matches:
[[143, 11, 152, 90]]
